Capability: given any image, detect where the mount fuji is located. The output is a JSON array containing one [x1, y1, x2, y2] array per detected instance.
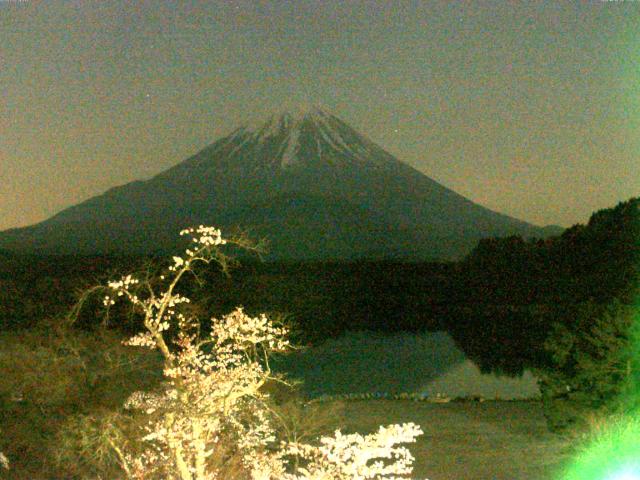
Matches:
[[0, 107, 562, 260]]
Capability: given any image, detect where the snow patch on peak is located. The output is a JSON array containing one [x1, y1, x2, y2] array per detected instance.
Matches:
[[280, 126, 301, 167], [309, 113, 354, 156], [226, 106, 392, 170], [237, 106, 329, 162]]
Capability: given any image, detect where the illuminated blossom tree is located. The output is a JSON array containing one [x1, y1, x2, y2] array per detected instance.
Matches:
[[103, 226, 424, 480]]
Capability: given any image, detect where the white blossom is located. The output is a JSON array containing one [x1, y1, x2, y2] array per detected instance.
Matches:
[[123, 332, 157, 349], [282, 423, 424, 480], [104, 226, 424, 480]]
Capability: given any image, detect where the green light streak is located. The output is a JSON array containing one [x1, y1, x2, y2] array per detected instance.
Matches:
[[559, 414, 640, 480]]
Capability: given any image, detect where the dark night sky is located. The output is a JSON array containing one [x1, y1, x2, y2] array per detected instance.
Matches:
[[1, 0, 638, 231]]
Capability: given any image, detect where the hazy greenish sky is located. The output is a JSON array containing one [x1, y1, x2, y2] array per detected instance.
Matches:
[[1, 0, 638, 230]]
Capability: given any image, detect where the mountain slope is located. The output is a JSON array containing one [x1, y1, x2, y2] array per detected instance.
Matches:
[[0, 107, 561, 259]]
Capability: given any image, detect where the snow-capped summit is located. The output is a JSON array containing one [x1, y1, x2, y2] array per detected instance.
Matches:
[[0, 109, 561, 259], [221, 106, 395, 169]]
